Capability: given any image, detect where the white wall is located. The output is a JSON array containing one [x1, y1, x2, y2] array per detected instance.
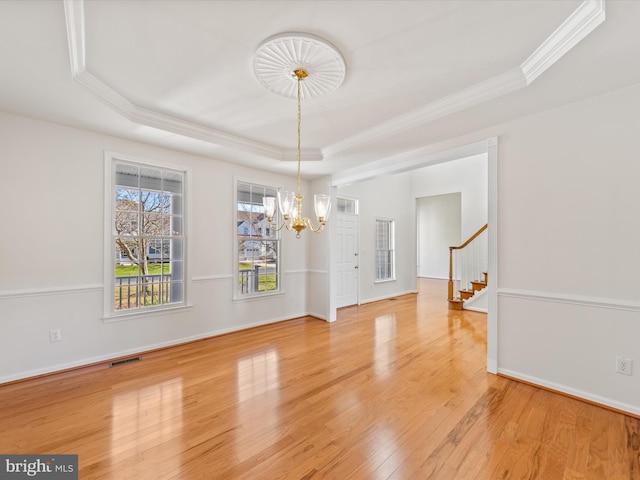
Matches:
[[416, 193, 461, 279], [306, 176, 333, 320], [335, 80, 640, 416], [0, 112, 314, 382], [2, 77, 640, 416], [496, 81, 640, 415], [412, 153, 488, 240], [338, 173, 417, 304]]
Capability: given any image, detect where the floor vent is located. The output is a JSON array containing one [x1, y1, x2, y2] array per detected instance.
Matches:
[[110, 356, 141, 367]]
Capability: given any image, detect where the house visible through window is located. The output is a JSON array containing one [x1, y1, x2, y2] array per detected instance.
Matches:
[[375, 218, 395, 281], [108, 155, 186, 315], [236, 181, 280, 297]]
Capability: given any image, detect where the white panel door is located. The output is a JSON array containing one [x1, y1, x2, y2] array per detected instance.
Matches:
[[335, 212, 359, 308]]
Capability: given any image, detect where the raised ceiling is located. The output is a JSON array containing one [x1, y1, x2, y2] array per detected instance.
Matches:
[[1, 0, 639, 179]]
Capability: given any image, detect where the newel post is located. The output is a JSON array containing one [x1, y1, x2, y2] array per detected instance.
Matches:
[[448, 246, 454, 301]]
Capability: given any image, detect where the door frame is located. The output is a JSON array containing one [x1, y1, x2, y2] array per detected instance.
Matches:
[[334, 202, 360, 308], [329, 137, 498, 374]]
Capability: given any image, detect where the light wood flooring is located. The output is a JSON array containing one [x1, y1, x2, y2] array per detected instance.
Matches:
[[1, 279, 638, 479]]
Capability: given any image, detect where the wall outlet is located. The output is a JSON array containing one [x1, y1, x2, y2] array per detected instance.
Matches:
[[616, 356, 632, 376], [49, 329, 62, 343]]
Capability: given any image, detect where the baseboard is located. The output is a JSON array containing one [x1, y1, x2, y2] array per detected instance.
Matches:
[[498, 368, 640, 418], [464, 306, 487, 313], [0, 313, 318, 385], [359, 290, 419, 305]]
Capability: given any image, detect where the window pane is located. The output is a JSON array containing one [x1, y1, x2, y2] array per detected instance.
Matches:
[[114, 251, 140, 276], [167, 260, 183, 282], [375, 219, 394, 281], [111, 159, 186, 313], [115, 188, 139, 209], [115, 163, 139, 188], [114, 284, 139, 310], [337, 197, 357, 214], [236, 181, 280, 297], [168, 215, 183, 236], [163, 170, 183, 194], [115, 237, 141, 264], [139, 167, 162, 190], [115, 212, 139, 236]]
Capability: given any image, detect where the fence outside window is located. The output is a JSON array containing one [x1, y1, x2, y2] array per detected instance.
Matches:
[[115, 274, 171, 310]]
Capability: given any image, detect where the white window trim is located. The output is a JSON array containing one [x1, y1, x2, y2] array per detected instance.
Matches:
[[233, 177, 284, 301], [374, 217, 396, 283], [103, 151, 191, 321]]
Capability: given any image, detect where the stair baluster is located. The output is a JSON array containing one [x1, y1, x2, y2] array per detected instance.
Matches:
[[448, 224, 488, 310]]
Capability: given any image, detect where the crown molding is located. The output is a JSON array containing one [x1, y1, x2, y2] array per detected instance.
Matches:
[[331, 139, 490, 187], [63, 0, 84, 75], [324, 0, 606, 158], [282, 148, 324, 162], [323, 68, 525, 157], [64, 0, 605, 167], [63, 0, 322, 163], [521, 0, 606, 85]]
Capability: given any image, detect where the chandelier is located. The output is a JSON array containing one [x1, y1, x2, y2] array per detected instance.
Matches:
[[253, 33, 346, 238]]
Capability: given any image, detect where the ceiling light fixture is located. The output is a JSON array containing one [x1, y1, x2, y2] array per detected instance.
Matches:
[[253, 33, 346, 238]]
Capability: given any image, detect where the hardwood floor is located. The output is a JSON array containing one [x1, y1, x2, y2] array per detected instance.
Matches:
[[1, 279, 638, 479]]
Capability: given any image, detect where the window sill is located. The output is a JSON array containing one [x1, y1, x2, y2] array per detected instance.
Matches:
[[374, 278, 396, 284], [232, 290, 284, 302], [102, 303, 193, 323]]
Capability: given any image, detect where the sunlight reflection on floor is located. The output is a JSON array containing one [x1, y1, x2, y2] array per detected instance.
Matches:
[[110, 378, 183, 458]]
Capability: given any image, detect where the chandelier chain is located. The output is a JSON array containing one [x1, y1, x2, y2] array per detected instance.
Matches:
[[297, 72, 302, 196]]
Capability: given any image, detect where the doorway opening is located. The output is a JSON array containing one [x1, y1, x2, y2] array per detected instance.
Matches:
[[331, 138, 498, 373], [335, 197, 359, 308]]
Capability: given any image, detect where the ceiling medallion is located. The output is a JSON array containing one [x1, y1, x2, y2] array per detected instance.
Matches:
[[252, 32, 346, 99]]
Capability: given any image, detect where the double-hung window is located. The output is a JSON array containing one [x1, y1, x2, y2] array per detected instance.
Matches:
[[375, 218, 395, 282], [106, 153, 186, 317], [235, 181, 280, 297]]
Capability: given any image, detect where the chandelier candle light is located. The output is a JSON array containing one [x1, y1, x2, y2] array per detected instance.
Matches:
[[253, 33, 346, 238]]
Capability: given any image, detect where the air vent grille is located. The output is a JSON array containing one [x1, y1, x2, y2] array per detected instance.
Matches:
[[110, 356, 141, 367]]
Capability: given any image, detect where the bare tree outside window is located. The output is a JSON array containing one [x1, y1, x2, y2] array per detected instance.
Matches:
[[115, 189, 171, 278], [111, 161, 184, 311]]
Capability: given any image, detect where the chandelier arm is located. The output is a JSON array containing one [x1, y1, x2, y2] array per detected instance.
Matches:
[[267, 219, 289, 232], [302, 217, 326, 233]]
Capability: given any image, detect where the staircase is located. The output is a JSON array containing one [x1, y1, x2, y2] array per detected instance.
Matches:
[[448, 271, 487, 310], [447, 224, 488, 310]]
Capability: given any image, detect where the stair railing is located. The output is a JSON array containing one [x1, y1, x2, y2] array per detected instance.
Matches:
[[448, 224, 488, 302]]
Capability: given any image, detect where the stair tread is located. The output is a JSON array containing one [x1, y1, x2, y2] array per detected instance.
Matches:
[[448, 298, 464, 310]]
